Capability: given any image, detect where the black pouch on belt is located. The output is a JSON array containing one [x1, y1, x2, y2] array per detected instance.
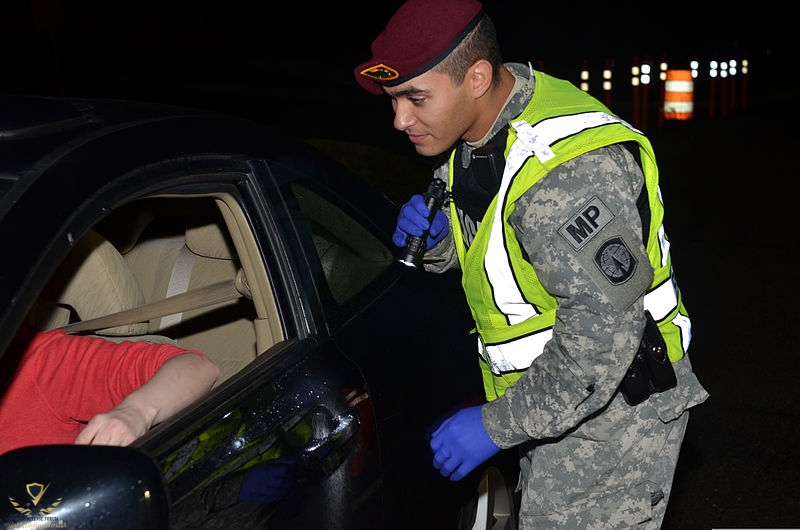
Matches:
[[619, 311, 678, 406]]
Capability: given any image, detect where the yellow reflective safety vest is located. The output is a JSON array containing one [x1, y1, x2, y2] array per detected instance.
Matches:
[[448, 71, 691, 401]]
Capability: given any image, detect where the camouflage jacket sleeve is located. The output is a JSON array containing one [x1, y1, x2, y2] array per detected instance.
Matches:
[[482, 144, 655, 447]]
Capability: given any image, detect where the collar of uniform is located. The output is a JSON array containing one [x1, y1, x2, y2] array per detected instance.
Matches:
[[466, 62, 533, 150], [460, 62, 535, 167]]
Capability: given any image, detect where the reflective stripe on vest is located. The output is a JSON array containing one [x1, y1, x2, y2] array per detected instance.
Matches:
[[511, 111, 639, 164], [645, 268, 692, 352], [479, 328, 553, 374]]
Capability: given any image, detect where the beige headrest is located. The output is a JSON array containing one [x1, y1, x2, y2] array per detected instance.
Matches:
[[30, 230, 150, 336], [185, 211, 236, 260]]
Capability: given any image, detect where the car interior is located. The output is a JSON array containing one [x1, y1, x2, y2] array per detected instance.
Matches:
[[24, 193, 283, 385], [21, 183, 395, 386]]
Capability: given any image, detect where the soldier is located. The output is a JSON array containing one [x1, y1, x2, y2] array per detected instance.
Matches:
[[354, 0, 709, 528]]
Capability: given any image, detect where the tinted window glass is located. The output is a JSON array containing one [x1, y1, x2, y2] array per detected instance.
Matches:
[[289, 182, 393, 304]]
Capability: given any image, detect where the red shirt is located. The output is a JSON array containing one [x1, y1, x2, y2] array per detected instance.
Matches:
[[0, 328, 198, 455]]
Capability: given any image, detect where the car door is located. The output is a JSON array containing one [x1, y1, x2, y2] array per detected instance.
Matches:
[[97, 159, 386, 527], [126, 161, 385, 529], [141, 336, 377, 530]]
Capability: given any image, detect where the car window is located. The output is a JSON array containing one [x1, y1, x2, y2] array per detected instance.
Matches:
[[19, 188, 288, 388], [289, 182, 393, 305]]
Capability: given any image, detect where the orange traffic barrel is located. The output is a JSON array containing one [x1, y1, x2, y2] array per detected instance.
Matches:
[[663, 69, 694, 120]]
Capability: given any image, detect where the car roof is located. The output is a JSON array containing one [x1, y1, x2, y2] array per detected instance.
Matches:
[[0, 94, 326, 227], [1, 95, 196, 162]]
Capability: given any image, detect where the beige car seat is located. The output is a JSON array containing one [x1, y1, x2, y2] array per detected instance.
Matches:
[[122, 205, 258, 383], [27, 229, 151, 337]]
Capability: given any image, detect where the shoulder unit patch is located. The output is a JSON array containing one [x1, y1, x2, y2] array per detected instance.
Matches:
[[594, 236, 638, 285]]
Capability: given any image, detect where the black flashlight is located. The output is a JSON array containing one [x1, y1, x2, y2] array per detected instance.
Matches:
[[397, 178, 448, 269]]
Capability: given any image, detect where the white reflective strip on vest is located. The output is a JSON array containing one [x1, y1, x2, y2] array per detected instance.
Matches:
[[481, 328, 554, 374], [645, 272, 692, 352], [485, 139, 540, 325], [650, 187, 688, 347], [644, 276, 678, 321], [673, 312, 692, 351], [511, 112, 639, 163]]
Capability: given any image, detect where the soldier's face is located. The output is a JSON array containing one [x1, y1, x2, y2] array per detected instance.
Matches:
[[385, 70, 477, 157]]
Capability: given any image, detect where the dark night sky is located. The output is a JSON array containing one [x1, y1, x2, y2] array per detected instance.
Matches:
[[0, 0, 789, 141], [1, 1, 785, 73]]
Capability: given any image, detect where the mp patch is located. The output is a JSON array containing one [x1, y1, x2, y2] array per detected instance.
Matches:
[[558, 195, 614, 250], [594, 236, 638, 285]]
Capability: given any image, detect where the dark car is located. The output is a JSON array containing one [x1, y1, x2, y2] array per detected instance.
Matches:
[[0, 95, 519, 529]]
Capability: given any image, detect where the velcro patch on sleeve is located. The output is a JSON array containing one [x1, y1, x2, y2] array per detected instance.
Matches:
[[558, 195, 614, 250], [558, 195, 652, 309], [594, 236, 637, 285]]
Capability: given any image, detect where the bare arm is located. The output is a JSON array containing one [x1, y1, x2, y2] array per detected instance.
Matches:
[[74, 352, 220, 446]]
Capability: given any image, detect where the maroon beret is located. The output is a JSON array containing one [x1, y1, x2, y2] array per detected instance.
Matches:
[[354, 0, 484, 95]]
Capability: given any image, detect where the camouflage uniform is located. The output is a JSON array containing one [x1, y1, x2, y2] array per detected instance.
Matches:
[[426, 63, 708, 529]]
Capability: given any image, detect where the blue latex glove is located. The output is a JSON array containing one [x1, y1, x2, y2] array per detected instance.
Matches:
[[429, 405, 500, 481], [392, 194, 449, 250], [238, 458, 296, 504]]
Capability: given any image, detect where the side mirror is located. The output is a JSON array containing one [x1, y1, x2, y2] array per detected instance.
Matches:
[[0, 445, 169, 529]]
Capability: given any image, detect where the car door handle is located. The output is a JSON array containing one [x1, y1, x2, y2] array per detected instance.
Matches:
[[301, 409, 359, 475]]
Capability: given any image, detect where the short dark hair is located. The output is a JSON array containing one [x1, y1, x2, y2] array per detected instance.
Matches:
[[433, 14, 504, 88]]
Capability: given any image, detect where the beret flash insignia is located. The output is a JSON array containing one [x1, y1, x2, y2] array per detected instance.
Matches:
[[359, 64, 400, 82]]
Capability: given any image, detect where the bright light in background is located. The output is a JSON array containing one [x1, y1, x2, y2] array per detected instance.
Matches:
[[602, 68, 612, 91], [641, 63, 651, 85], [565, 52, 751, 127]]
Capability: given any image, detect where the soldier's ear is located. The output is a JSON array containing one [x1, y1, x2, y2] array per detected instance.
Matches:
[[467, 59, 493, 99]]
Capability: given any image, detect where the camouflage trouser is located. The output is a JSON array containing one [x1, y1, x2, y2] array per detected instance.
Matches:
[[517, 391, 690, 529]]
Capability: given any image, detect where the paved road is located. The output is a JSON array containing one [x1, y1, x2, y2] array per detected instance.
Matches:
[[652, 92, 799, 529]]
